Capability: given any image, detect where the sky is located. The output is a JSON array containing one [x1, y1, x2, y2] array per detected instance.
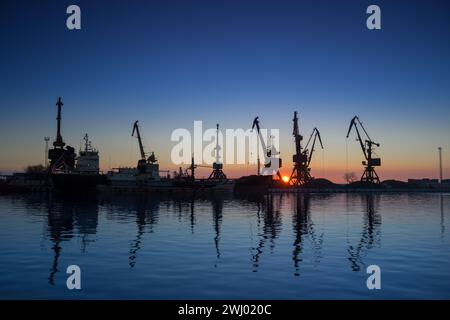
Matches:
[[1, 0, 449, 182]]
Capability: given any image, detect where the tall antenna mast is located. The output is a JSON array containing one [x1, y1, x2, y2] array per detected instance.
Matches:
[[83, 133, 90, 152], [44, 137, 50, 167], [215, 123, 220, 164], [439, 147, 443, 184]]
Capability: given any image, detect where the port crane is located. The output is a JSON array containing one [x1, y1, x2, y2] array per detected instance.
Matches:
[[288, 111, 323, 186], [208, 124, 227, 180], [132, 120, 157, 174], [179, 124, 227, 181], [183, 155, 223, 180], [172, 156, 208, 180], [346, 116, 381, 184], [251, 116, 282, 179]]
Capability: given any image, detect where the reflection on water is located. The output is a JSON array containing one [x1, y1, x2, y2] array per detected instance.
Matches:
[[347, 194, 381, 272], [441, 194, 445, 240], [0, 192, 449, 299], [212, 197, 223, 261], [251, 195, 283, 272], [292, 194, 324, 276], [127, 196, 159, 268], [46, 196, 98, 285]]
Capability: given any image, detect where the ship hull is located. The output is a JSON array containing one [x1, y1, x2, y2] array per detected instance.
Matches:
[[234, 175, 274, 194], [51, 173, 106, 194]]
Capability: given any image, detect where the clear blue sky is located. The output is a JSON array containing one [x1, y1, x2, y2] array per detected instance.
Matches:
[[1, 0, 449, 181]]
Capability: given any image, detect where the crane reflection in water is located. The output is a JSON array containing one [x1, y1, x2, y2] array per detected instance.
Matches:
[[127, 195, 159, 268], [346, 193, 382, 272], [441, 194, 445, 241], [292, 194, 324, 276], [250, 194, 283, 272], [5, 192, 447, 299], [39, 192, 384, 283], [42, 195, 98, 285], [211, 197, 223, 261]]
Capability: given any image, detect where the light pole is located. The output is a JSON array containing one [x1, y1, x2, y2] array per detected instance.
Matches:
[[44, 137, 50, 167], [438, 147, 443, 184]]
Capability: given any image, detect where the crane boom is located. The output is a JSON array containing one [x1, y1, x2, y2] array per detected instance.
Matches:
[[132, 120, 146, 161], [347, 116, 368, 160], [251, 117, 269, 163], [305, 128, 323, 166], [252, 116, 281, 177]]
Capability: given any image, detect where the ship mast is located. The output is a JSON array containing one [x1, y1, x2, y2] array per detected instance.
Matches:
[[82, 133, 94, 153]]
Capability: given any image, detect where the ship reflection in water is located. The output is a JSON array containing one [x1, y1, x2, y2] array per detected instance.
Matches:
[[0, 193, 449, 299]]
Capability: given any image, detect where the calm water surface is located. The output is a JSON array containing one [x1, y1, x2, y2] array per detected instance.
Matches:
[[0, 192, 449, 299]]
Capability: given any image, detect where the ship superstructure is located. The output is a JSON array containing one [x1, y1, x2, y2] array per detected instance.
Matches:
[[76, 134, 100, 174]]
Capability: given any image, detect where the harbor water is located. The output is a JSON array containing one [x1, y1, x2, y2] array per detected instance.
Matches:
[[0, 192, 449, 299]]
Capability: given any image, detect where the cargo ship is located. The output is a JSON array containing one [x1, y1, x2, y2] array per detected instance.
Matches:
[[47, 98, 106, 194], [100, 123, 233, 194]]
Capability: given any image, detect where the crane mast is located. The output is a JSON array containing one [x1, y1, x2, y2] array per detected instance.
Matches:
[[48, 97, 76, 172], [346, 116, 381, 184], [53, 97, 65, 148], [293, 111, 302, 159], [208, 124, 227, 181], [289, 111, 323, 186]]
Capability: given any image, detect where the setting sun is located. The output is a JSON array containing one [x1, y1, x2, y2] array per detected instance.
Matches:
[[282, 176, 290, 183]]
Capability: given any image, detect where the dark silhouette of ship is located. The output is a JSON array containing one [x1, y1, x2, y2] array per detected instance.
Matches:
[[234, 174, 274, 194], [48, 98, 106, 193]]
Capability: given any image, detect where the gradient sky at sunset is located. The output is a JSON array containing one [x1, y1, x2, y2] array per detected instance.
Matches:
[[1, 0, 449, 182]]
